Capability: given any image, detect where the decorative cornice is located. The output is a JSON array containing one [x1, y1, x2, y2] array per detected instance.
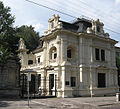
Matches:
[[42, 28, 117, 45]]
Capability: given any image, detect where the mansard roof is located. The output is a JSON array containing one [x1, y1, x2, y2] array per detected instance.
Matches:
[[59, 18, 92, 33], [34, 15, 118, 52], [44, 15, 109, 38]]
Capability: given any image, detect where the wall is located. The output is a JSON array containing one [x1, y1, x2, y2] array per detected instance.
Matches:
[[0, 54, 20, 98]]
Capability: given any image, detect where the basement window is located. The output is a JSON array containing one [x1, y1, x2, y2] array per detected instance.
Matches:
[[28, 60, 33, 65]]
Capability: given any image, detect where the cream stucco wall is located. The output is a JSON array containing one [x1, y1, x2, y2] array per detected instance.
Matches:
[[18, 15, 119, 97]]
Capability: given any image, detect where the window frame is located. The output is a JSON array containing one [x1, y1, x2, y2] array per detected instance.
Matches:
[[49, 47, 57, 60], [95, 48, 105, 61]]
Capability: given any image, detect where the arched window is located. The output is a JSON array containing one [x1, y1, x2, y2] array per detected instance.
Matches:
[[67, 49, 72, 58], [51, 21, 54, 28], [49, 47, 57, 60]]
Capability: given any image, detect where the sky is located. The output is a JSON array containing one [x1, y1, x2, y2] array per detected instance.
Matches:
[[1, 0, 120, 46]]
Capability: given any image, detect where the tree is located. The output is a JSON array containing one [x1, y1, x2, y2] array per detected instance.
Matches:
[[0, 1, 19, 58], [0, 1, 40, 61], [16, 25, 40, 52]]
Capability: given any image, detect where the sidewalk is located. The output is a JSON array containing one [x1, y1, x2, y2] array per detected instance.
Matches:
[[30, 96, 120, 109], [0, 96, 120, 109]]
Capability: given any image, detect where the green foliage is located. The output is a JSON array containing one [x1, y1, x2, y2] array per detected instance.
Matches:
[[16, 25, 40, 52], [0, 1, 19, 57], [0, 1, 14, 34], [0, 1, 40, 62], [0, 45, 9, 63]]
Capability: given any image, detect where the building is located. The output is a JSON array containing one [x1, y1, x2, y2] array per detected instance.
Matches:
[[115, 47, 120, 88], [18, 15, 119, 97], [115, 47, 120, 58]]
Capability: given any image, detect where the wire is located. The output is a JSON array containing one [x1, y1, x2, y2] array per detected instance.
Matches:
[[74, 0, 120, 26], [25, 0, 120, 34], [25, 0, 77, 19], [104, 28, 120, 34], [46, 0, 120, 29], [43, 0, 120, 31]]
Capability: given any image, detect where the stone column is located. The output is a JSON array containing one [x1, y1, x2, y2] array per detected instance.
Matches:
[[89, 39, 93, 97], [61, 39, 67, 63], [56, 35, 61, 63], [43, 41, 47, 66], [56, 35, 61, 91], [61, 66, 65, 97], [114, 70, 118, 86]]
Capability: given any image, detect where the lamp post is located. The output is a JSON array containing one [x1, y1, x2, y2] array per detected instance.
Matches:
[[27, 72, 31, 107], [55, 75, 57, 97], [90, 43, 93, 98], [90, 65, 93, 98]]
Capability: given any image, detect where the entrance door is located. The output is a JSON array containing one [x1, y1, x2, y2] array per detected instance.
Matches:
[[20, 74, 27, 97], [49, 74, 54, 95], [29, 74, 36, 94]]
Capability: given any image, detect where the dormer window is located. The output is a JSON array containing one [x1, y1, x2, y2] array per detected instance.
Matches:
[[97, 26, 100, 32], [51, 21, 54, 28]]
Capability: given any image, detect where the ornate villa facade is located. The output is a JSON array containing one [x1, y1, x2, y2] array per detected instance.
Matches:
[[18, 15, 119, 97]]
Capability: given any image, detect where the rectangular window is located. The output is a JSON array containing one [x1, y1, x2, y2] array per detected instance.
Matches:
[[65, 81, 69, 85], [67, 49, 72, 58], [28, 60, 33, 65], [71, 77, 76, 87], [98, 73, 106, 88], [38, 57, 40, 63], [101, 49, 105, 61], [95, 48, 100, 60]]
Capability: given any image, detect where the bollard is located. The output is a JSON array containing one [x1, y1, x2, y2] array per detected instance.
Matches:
[[116, 93, 120, 102]]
